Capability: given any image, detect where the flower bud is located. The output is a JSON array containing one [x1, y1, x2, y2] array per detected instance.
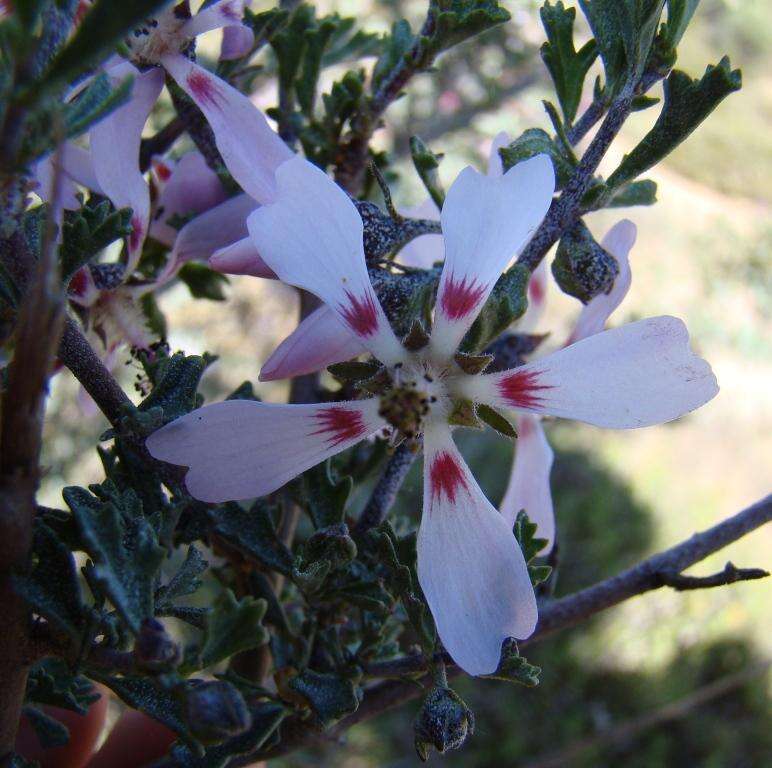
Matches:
[[134, 618, 180, 672], [413, 685, 475, 761], [182, 680, 251, 745]]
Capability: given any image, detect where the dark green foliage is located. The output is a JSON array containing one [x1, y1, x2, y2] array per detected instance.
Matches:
[[177, 263, 230, 301], [65, 484, 165, 634], [288, 668, 361, 727], [199, 590, 269, 669], [476, 403, 517, 440], [410, 135, 445, 209], [22, 706, 70, 749], [426, 1, 511, 57], [169, 702, 286, 768], [500, 128, 575, 189], [514, 511, 552, 586], [13, 520, 86, 642], [461, 264, 530, 352], [64, 71, 133, 139], [300, 459, 352, 529], [540, 1, 598, 124], [212, 502, 294, 575], [60, 199, 133, 284], [607, 58, 742, 190], [373, 20, 415, 93], [26, 659, 101, 715], [578, 0, 666, 97], [482, 639, 541, 685], [552, 219, 619, 303]]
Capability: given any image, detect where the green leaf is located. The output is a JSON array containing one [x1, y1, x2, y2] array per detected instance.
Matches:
[[60, 200, 133, 284], [26, 659, 100, 715], [33, 0, 170, 96], [460, 264, 530, 352], [64, 71, 132, 139], [662, 0, 700, 47], [500, 128, 575, 189], [156, 545, 208, 612], [168, 702, 286, 768], [607, 58, 742, 190], [409, 135, 445, 209], [297, 17, 339, 116], [270, 4, 316, 96], [200, 590, 268, 669], [301, 460, 352, 529], [606, 178, 657, 207], [578, 0, 665, 95], [372, 19, 414, 93], [23, 706, 70, 749], [0, 259, 21, 309], [552, 219, 619, 303], [212, 501, 294, 576], [140, 292, 167, 340], [483, 639, 541, 685], [476, 403, 517, 439], [94, 673, 194, 742], [288, 669, 360, 728], [540, 1, 598, 124], [514, 510, 550, 565], [178, 263, 230, 301], [13, 520, 85, 642], [65, 485, 164, 634], [427, 0, 511, 57], [139, 351, 214, 425]]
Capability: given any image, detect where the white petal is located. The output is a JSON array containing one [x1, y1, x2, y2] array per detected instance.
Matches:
[[568, 219, 637, 344], [247, 156, 404, 365], [147, 398, 385, 503], [418, 423, 537, 676], [183, 0, 246, 38], [209, 236, 275, 279], [431, 155, 555, 359], [220, 23, 254, 60], [396, 197, 442, 269], [500, 415, 555, 551], [91, 62, 164, 269], [150, 152, 227, 247], [162, 194, 259, 281], [260, 305, 367, 382], [461, 316, 719, 428], [161, 54, 292, 204], [486, 130, 511, 178]]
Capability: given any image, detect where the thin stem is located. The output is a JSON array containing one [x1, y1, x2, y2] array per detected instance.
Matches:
[[354, 443, 418, 535]]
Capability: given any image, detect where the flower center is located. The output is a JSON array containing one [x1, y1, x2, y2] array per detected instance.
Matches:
[[377, 363, 448, 439], [126, 8, 191, 65]]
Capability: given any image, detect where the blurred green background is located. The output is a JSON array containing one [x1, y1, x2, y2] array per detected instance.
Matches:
[[39, 1, 770, 765]]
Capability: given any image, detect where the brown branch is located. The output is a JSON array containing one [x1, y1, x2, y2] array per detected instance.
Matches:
[[57, 316, 134, 428], [658, 561, 768, 592], [335, 14, 437, 194], [241, 493, 771, 763], [0, 161, 65, 759]]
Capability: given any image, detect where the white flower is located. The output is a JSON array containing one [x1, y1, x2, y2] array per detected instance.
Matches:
[[147, 154, 719, 676]]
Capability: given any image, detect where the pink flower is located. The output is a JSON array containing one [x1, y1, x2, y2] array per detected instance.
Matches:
[[147, 155, 719, 675], [499, 219, 638, 552]]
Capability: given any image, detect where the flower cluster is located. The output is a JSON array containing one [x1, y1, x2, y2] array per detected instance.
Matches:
[[38, 0, 719, 678]]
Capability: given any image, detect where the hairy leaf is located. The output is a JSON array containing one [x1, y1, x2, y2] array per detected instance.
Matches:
[[200, 590, 268, 669]]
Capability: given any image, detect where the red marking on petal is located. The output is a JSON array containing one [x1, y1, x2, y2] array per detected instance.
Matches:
[[186, 71, 225, 110], [339, 290, 380, 338], [68, 267, 89, 298], [310, 406, 367, 447], [153, 160, 172, 182], [497, 369, 554, 410], [528, 274, 545, 305], [429, 450, 469, 505], [439, 271, 487, 320], [219, 1, 241, 21], [129, 216, 143, 253], [74, 0, 90, 24]]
